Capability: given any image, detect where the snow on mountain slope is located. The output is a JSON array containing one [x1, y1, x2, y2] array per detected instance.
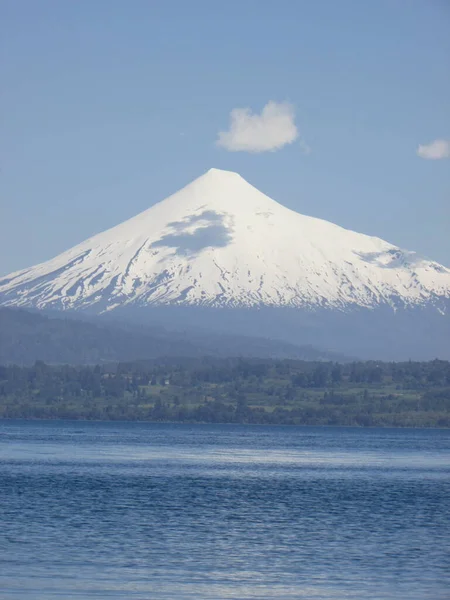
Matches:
[[1, 168, 449, 313]]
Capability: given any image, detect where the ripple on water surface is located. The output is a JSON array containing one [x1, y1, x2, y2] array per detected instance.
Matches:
[[0, 421, 449, 600]]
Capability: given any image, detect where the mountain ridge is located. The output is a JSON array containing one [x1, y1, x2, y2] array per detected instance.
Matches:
[[1, 168, 449, 360], [1, 168, 449, 314], [0, 307, 349, 365]]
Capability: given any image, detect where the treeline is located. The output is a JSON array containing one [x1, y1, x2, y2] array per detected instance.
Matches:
[[0, 358, 449, 427]]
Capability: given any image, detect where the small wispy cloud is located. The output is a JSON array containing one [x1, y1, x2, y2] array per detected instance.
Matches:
[[417, 139, 450, 160], [216, 101, 301, 153]]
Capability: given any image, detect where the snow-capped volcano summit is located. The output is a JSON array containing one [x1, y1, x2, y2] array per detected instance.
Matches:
[[1, 167, 449, 315]]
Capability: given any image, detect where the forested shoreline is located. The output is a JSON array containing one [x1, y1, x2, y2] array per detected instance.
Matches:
[[1, 358, 449, 427]]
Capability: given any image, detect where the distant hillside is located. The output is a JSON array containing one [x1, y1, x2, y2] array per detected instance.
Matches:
[[0, 308, 347, 365]]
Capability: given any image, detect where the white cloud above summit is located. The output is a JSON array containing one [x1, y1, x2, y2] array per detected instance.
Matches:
[[417, 139, 450, 160], [216, 101, 299, 153]]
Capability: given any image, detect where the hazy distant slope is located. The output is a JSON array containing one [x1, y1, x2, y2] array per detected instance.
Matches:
[[0, 308, 347, 365]]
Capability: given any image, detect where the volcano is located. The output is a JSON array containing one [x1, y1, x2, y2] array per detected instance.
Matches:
[[1, 168, 449, 359]]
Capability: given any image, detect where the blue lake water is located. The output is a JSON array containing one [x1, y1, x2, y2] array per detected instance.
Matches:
[[0, 421, 449, 599]]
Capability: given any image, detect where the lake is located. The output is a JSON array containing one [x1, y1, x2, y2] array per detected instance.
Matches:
[[0, 421, 449, 599]]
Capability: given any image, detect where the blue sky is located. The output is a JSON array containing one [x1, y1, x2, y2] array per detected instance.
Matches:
[[1, 0, 449, 275]]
